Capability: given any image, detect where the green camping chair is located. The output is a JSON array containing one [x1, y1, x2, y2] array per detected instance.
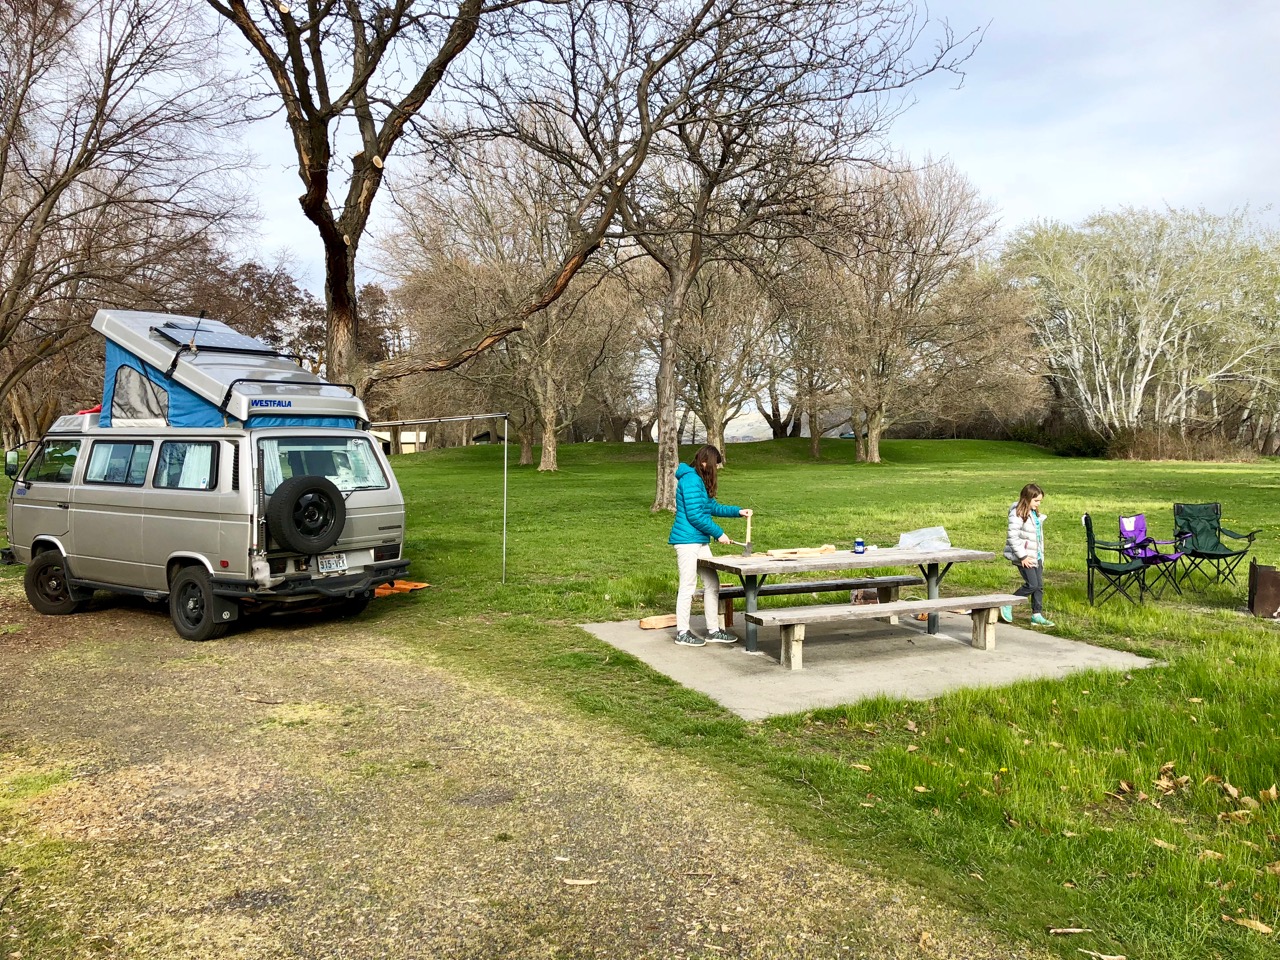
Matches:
[[1172, 502, 1259, 586], [1082, 513, 1147, 605]]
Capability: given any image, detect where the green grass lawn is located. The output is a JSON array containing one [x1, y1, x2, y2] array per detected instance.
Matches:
[[3, 437, 1277, 957], [380, 438, 1280, 959]]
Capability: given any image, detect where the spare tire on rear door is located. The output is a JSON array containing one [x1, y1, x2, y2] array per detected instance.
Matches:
[[267, 475, 346, 554]]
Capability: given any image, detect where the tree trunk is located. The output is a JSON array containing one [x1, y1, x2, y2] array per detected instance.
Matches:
[[865, 405, 886, 463], [536, 379, 560, 471], [652, 326, 681, 512], [518, 426, 534, 465], [603, 416, 628, 442], [806, 400, 821, 460], [310, 159, 361, 385], [538, 419, 559, 471]]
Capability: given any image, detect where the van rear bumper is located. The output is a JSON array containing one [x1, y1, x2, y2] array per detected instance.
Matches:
[[211, 559, 410, 600]]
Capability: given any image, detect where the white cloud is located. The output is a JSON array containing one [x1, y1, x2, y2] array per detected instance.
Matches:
[[886, 0, 1280, 234]]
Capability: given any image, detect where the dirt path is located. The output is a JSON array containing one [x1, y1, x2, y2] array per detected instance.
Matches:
[[0, 583, 1053, 960]]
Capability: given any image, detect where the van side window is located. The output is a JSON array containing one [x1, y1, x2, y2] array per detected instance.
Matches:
[[85, 441, 153, 486], [22, 440, 81, 483], [154, 441, 218, 490]]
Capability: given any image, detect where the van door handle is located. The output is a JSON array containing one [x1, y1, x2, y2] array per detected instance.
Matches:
[[57, 502, 70, 509]]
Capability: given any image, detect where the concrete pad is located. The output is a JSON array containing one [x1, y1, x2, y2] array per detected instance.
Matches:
[[581, 613, 1155, 721]]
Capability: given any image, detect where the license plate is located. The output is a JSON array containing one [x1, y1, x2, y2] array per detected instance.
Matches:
[[317, 553, 347, 574]]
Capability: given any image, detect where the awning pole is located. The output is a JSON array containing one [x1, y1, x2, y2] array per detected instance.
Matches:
[[502, 414, 508, 583]]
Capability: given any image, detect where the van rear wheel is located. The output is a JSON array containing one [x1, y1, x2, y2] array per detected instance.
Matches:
[[170, 567, 228, 642], [24, 550, 86, 616]]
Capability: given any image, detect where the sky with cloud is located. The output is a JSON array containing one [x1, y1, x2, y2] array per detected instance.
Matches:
[[241, 0, 1280, 290], [886, 0, 1279, 236]]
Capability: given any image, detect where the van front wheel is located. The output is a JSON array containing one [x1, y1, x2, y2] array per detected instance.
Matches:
[[25, 551, 86, 616], [170, 567, 229, 642]]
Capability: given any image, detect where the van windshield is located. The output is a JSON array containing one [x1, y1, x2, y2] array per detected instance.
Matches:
[[258, 437, 388, 494]]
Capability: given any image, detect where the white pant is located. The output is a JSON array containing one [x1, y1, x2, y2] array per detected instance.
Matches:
[[674, 543, 721, 633]]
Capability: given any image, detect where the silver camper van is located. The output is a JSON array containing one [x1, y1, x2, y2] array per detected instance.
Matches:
[[3, 310, 409, 640]]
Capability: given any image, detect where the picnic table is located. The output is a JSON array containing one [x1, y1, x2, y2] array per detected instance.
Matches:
[[699, 546, 997, 654]]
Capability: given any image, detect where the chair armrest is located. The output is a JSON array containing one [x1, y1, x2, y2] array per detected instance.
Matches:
[[1092, 538, 1130, 557], [1221, 527, 1260, 543]]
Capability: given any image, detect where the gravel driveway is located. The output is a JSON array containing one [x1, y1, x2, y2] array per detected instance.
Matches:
[[0, 582, 1054, 959]]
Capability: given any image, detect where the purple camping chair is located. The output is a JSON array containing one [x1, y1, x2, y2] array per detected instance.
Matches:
[[1119, 513, 1187, 598]]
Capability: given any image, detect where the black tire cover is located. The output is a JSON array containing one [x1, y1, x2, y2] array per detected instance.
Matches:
[[267, 475, 346, 554]]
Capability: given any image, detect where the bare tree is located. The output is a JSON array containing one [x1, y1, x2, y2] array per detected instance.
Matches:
[[437, 0, 975, 509], [674, 266, 774, 454], [1004, 207, 1279, 441], [0, 0, 245, 417], [824, 161, 1001, 462], [761, 240, 846, 457], [381, 142, 639, 469]]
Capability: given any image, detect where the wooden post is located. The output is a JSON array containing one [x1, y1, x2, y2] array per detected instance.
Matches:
[[875, 584, 901, 624], [970, 609, 996, 650], [780, 623, 805, 670]]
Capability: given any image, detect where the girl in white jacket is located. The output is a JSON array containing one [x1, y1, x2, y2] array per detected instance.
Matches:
[[1001, 483, 1054, 627]]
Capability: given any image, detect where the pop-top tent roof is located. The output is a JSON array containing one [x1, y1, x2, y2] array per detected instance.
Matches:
[[92, 309, 367, 428]]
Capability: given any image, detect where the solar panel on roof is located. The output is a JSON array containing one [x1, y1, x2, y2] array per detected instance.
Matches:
[[154, 320, 278, 356]]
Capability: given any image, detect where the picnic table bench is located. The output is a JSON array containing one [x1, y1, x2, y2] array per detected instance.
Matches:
[[746, 593, 1028, 670], [700, 546, 998, 653], [717, 574, 924, 627]]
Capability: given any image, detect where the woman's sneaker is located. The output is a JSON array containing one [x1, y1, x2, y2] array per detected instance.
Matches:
[[674, 631, 706, 647], [1030, 613, 1056, 628], [705, 629, 738, 644], [998, 605, 1014, 624]]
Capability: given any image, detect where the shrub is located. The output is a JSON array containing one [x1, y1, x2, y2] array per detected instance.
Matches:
[[1106, 427, 1257, 462]]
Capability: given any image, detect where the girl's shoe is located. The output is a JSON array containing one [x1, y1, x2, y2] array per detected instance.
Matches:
[[998, 605, 1013, 624], [1030, 613, 1056, 627], [705, 629, 738, 644], [675, 631, 706, 647]]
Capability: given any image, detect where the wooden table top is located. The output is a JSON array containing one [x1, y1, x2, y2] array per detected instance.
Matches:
[[698, 546, 996, 576]]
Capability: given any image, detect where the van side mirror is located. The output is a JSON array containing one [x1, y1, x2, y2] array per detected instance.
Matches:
[[4, 449, 17, 479]]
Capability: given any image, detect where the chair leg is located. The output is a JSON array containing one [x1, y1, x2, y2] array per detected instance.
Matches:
[[1088, 567, 1095, 605], [1221, 554, 1246, 586]]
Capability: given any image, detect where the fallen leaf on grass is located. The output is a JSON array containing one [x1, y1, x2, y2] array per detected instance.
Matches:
[[1049, 927, 1093, 935], [913, 785, 931, 793], [1150, 838, 1178, 851], [1219, 810, 1253, 824], [1265, 861, 1280, 876], [1188, 697, 1204, 703], [1198, 849, 1225, 861], [906, 720, 918, 733], [851, 764, 872, 772], [906, 744, 919, 753], [1076, 950, 1126, 960], [563, 879, 600, 886], [1260, 784, 1279, 804], [1223, 781, 1240, 800], [1222, 915, 1273, 934]]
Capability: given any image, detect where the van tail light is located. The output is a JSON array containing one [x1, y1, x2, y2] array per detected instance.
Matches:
[[374, 543, 400, 562]]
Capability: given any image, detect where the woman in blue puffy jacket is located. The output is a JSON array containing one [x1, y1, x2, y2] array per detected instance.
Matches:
[[668, 445, 752, 647]]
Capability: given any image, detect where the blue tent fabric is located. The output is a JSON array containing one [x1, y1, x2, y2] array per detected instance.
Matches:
[[244, 416, 359, 429], [101, 342, 356, 430], [101, 342, 236, 428]]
